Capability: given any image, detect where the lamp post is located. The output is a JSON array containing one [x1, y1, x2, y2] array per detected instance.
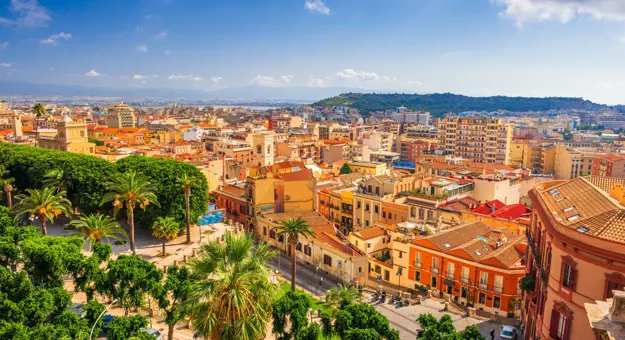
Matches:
[[90, 298, 119, 340]]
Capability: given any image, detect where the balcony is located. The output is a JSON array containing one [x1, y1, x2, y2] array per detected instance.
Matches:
[[494, 286, 503, 294], [431, 267, 439, 274], [446, 273, 454, 280], [461, 277, 469, 285], [414, 262, 422, 269], [479, 283, 487, 290]]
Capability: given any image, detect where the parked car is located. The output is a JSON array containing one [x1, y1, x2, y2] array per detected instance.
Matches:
[[102, 314, 115, 332], [140, 328, 163, 340], [500, 325, 516, 340], [68, 303, 86, 319]]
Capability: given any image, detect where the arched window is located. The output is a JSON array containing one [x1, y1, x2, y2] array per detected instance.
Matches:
[[269, 229, 276, 239]]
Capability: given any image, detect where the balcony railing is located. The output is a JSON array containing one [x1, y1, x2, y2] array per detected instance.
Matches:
[[461, 277, 469, 285], [446, 273, 454, 280], [479, 283, 487, 290], [431, 267, 439, 274], [494, 286, 503, 294], [414, 262, 422, 269]]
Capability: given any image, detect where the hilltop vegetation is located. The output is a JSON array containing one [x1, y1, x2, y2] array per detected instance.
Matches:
[[313, 93, 606, 116]]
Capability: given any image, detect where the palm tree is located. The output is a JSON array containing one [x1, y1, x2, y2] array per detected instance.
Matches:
[[325, 284, 362, 308], [32, 102, 45, 147], [101, 171, 160, 255], [177, 173, 198, 244], [152, 216, 180, 256], [186, 232, 277, 340], [2, 181, 13, 209], [275, 217, 316, 292], [68, 213, 128, 249], [43, 168, 72, 192], [13, 187, 72, 235]]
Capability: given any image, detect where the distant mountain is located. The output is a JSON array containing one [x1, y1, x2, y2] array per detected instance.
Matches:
[[313, 93, 609, 116], [0, 81, 365, 102]]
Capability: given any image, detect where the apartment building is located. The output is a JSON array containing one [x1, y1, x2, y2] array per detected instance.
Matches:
[[438, 117, 513, 165], [409, 222, 526, 315], [592, 154, 625, 178], [215, 139, 254, 164], [348, 161, 387, 176], [523, 176, 625, 340], [406, 125, 438, 139], [106, 104, 137, 128], [398, 137, 437, 163], [362, 131, 394, 152], [553, 145, 596, 180]]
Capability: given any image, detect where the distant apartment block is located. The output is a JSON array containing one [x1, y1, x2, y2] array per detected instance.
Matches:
[[106, 104, 137, 128], [437, 117, 513, 165]]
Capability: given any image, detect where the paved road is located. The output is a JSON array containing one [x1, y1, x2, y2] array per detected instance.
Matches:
[[267, 252, 340, 296]]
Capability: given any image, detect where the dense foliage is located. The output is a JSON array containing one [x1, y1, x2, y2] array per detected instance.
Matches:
[[313, 92, 606, 116], [272, 291, 318, 340], [416, 314, 485, 340], [329, 303, 399, 340], [0, 144, 208, 227]]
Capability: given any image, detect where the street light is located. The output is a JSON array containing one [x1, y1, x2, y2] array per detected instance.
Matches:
[[90, 298, 119, 340]]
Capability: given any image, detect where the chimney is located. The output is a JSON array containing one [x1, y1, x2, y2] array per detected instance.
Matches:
[[609, 290, 625, 323]]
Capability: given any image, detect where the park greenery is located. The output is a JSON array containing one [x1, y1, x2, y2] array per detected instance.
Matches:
[[314, 92, 606, 116], [340, 163, 353, 175], [416, 314, 485, 340]]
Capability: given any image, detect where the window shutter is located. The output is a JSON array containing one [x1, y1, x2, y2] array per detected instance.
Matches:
[[563, 317, 571, 340], [570, 269, 578, 291], [549, 310, 559, 338]]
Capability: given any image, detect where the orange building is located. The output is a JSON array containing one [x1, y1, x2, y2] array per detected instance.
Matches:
[[381, 201, 409, 224], [409, 222, 526, 316], [215, 183, 248, 224], [523, 176, 625, 340]]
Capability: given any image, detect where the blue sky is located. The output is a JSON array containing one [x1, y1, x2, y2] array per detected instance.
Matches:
[[1, 0, 625, 104]]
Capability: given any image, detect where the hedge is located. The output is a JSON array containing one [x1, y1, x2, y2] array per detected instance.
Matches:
[[0, 143, 209, 227]]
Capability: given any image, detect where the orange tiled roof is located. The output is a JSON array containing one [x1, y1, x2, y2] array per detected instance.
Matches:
[[353, 226, 386, 240], [280, 169, 313, 181]]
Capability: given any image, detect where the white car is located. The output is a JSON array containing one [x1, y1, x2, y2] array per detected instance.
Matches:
[[140, 328, 163, 340], [500, 325, 516, 340]]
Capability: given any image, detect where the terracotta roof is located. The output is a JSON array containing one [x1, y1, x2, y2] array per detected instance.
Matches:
[[280, 169, 313, 181], [353, 226, 386, 240], [536, 177, 625, 243], [585, 176, 625, 194]]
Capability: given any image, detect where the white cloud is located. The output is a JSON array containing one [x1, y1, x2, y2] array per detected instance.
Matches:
[[383, 76, 398, 82], [308, 76, 325, 87], [168, 74, 203, 81], [336, 69, 380, 81], [493, 0, 625, 25], [0, 63, 12, 68], [133, 74, 148, 80], [85, 69, 100, 77], [155, 30, 167, 38], [211, 77, 223, 83], [40, 32, 72, 45], [0, 0, 51, 27], [137, 44, 148, 52], [305, 0, 330, 15], [0, 42, 8, 50], [163, 50, 171, 55], [250, 75, 294, 87]]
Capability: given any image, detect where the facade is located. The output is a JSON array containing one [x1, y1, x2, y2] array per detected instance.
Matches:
[[523, 176, 625, 340], [409, 222, 526, 315], [246, 131, 275, 166], [399, 138, 437, 163], [38, 117, 95, 155], [553, 145, 595, 180], [437, 117, 513, 165], [591, 154, 625, 178], [348, 161, 387, 176], [106, 104, 137, 128], [215, 183, 248, 225]]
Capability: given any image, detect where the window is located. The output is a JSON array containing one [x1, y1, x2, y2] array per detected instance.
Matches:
[[394, 214, 398, 220], [296, 242, 302, 251], [323, 254, 332, 267], [562, 264, 572, 287], [557, 314, 566, 339], [365, 220, 369, 227], [263, 227, 267, 236], [566, 214, 580, 222], [365, 203, 370, 212], [398, 251, 403, 259], [605, 273, 625, 299], [367, 243, 371, 249], [415, 253, 422, 267], [414, 271, 421, 282], [561, 256, 577, 290], [374, 205, 378, 214], [278, 235, 284, 243], [550, 302, 572, 340], [357, 201, 361, 209], [494, 275, 503, 292], [432, 258, 439, 271], [384, 270, 390, 281], [359, 267, 362, 273], [382, 212, 387, 218], [493, 296, 501, 309], [375, 265, 381, 274], [304, 245, 311, 256], [461, 267, 469, 282], [478, 292, 486, 304], [479, 272, 488, 286], [269, 229, 276, 239], [447, 262, 455, 277]]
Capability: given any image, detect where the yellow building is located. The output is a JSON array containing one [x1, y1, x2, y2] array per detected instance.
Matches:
[[553, 144, 596, 180], [437, 117, 513, 165], [38, 117, 95, 155], [521, 143, 556, 175], [348, 161, 387, 176], [106, 104, 136, 128]]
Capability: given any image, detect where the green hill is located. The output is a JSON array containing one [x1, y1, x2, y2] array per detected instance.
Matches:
[[313, 93, 607, 116]]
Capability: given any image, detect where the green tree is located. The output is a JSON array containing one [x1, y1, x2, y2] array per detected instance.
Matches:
[[275, 217, 316, 292], [321, 311, 333, 337], [325, 284, 362, 309], [68, 213, 128, 249], [101, 171, 160, 255], [186, 232, 277, 340], [107, 314, 151, 340], [272, 290, 311, 339], [42, 168, 72, 192], [416, 313, 482, 340], [13, 187, 72, 235], [70, 242, 111, 301], [83, 300, 106, 336], [299, 323, 321, 340], [334, 310, 353, 337], [102, 255, 163, 316], [461, 325, 485, 340], [20, 236, 85, 288], [177, 173, 199, 244], [155, 265, 192, 340], [344, 328, 380, 340], [152, 217, 180, 257], [340, 163, 353, 174]]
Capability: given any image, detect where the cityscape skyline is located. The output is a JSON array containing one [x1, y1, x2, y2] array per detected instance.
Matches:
[[1, 0, 625, 104]]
